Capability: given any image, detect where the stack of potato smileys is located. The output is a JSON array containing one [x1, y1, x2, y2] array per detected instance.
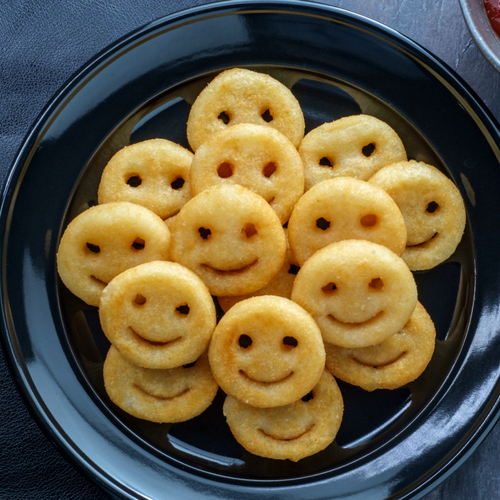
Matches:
[[57, 68, 466, 462]]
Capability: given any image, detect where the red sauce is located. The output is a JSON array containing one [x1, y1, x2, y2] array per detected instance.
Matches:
[[484, 0, 500, 37]]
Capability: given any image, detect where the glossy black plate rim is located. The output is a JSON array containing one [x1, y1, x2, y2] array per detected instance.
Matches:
[[2, 1, 500, 499]]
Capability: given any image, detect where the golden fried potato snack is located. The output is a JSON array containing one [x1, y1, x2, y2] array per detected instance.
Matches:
[[209, 296, 325, 408], [288, 177, 407, 265], [57, 202, 170, 306], [299, 114, 407, 190], [170, 184, 286, 296], [103, 347, 218, 423], [325, 302, 435, 391], [190, 123, 304, 224], [99, 261, 216, 369], [369, 160, 466, 271], [217, 229, 299, 312], [291, 240, 417, 348], [187, 68, 305, 150], [223, 369, 343, 462], [164, 213, 177, 232], [97, 139, 193, 220]]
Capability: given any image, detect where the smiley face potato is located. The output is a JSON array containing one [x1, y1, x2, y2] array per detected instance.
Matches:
[[291, 240, 418, 348], [170, 184, 286, 296], [287, 177, 407, 265], [57, 201, 171, 307], [223, 369, 343, 461], [369, 160, 466, 270], [97, 138, 193, 220], [325, 301, 436, 391], [103, 347, 218, 423], [298, 114, 407, 190], [186, 67, 305, 151], [189, 123, 304, 224], [99, 261, 217, 369], [209, 296, 326, 408]]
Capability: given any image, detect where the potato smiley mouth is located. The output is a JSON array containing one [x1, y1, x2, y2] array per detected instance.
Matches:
[[202, 259, 258, 276], [129, 327, 182, 347], [352, 351, 407, 368], [239, 370, 294, 385], [259, 423, 315, 441], [327, 310, 385, 326], [90, 275, 108, 287], [406, 232, 438, 248], [134, 384, 190, 401]]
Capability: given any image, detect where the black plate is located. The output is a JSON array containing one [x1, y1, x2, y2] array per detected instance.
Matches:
[[2, 1, 500, 499]]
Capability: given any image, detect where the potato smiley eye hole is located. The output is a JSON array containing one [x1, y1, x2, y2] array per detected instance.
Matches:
[[288, 264, 300, 275], [132, 237, 145, 250], [183, 361, 196, 368], [134, 294, 146, 305], [362, 143, 376, 157], [316, 217, 331, 230], [86, 242, 100, 253], [126, 175, 142, 187], [319, 157, 333, 167], [176, 304, 190, 315], [171, 177, 185, 190], [261, 109, 273, 122], [217, 162, 234, 178], [322, 282, 337, 294], [360, 214, 378, 227], [283, 336, 298, 348], [369, 277, 384, 290], [426, 201, 439, 213], [302, 391, 314, 402], [198, 227, 212, 239], [238, 334, 253, 348], [218, 111, 230, 124], [243, 223, 258, 238], [263, 161, 277, 178]]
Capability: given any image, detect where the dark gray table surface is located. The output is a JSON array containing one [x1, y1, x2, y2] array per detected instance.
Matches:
[[1, 0, 500, 499]]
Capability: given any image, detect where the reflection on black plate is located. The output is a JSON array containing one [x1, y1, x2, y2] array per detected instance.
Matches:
[[1, 2, 500, 499]]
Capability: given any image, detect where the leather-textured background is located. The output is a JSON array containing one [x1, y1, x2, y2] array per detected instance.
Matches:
[[0, 3, 214, 499], [2, 1, 500, 499]]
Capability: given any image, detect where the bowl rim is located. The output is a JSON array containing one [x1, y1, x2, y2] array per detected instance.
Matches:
[[459, 0, 500, 72]]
